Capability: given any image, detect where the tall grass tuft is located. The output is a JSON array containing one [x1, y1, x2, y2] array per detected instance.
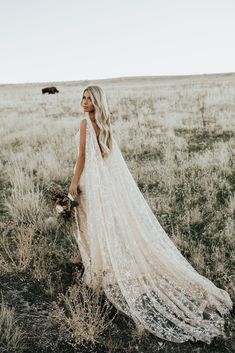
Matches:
[[0, 295, 26, 353], [51, 276, 117, 348], [0, 223, 34, 273]]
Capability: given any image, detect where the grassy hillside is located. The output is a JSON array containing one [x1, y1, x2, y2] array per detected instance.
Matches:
[[0, 73, 234, 352]]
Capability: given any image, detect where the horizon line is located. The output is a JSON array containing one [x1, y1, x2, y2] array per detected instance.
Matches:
[[1, 71, 235, 86]]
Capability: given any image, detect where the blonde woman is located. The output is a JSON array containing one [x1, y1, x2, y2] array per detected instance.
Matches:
[[68, 85, 232, 344]]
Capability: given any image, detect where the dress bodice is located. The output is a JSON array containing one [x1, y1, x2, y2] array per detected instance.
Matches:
[[75, 117, 103, 157]]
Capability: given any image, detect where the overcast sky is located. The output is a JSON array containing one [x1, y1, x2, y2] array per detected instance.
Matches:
[[0, 0, 234, 84]]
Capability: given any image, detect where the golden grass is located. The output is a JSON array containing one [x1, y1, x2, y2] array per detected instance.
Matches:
[[51, 274, 117, 348], [0, 223, 34, 273], [0, 295, 26, 353]]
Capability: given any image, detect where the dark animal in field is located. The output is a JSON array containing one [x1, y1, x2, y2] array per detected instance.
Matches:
[[42, 86, 59, 94]]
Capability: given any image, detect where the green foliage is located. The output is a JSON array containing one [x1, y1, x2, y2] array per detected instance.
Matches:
[[174, 128, 234, 153]]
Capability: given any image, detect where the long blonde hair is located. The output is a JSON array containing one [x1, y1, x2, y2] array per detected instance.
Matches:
[[81, 85, 113, 160]]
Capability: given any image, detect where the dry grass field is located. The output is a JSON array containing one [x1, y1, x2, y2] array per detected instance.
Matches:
[[0, 73, 234, 352]]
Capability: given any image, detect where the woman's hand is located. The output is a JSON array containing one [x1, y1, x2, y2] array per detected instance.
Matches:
[[69, 177, 79, 199]]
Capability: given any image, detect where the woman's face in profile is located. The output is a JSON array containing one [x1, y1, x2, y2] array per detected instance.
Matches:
[[82, 90, 95, 113]]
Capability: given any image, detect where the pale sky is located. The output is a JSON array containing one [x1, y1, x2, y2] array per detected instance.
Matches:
[[0, 0, 234, 84]]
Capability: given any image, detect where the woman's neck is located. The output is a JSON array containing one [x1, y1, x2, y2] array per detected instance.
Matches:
[[89, 112, 95, 122]]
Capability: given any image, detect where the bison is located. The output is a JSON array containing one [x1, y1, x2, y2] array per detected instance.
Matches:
[[42, 86, 59, 94]]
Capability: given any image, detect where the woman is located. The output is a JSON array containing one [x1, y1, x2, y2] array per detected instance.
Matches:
[[68, 85, 233, 344]]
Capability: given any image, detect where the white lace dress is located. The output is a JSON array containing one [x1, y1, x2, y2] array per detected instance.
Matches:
[[73, 112, 233, 344]]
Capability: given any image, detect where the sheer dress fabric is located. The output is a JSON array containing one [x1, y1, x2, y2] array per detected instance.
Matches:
[[73, 112, 233, 344]]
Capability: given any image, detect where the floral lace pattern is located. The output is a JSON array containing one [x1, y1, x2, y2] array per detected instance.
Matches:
[[73, 112, 233, 344]]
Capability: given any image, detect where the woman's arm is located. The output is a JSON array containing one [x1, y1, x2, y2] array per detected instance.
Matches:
[[69, 119, 87, 197]]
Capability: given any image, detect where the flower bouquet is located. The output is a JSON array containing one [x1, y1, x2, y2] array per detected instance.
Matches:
[[45, 181, 81, 219], [55, 187, 81, 217]]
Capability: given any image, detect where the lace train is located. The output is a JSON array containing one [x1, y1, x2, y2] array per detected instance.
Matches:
[[72, 112, 233, 344]]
